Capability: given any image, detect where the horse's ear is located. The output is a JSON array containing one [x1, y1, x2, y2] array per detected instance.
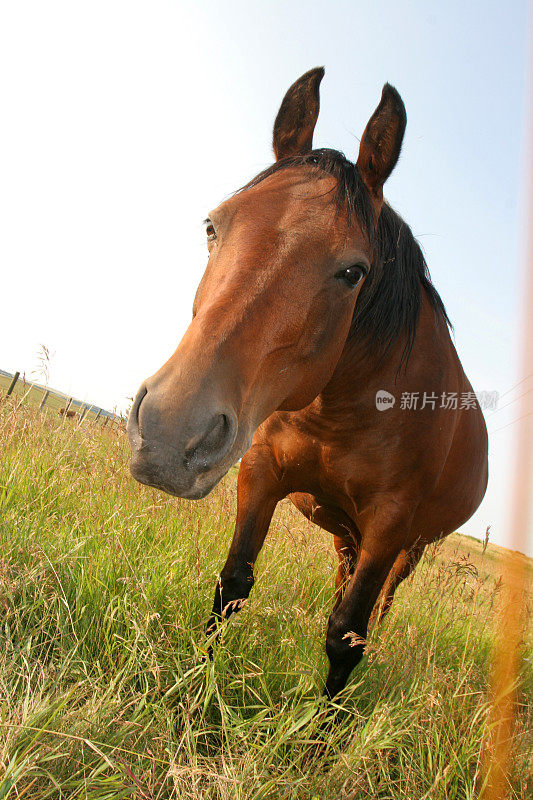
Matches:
[[273, 67, 324, 161], [356, 84, 407, 199]]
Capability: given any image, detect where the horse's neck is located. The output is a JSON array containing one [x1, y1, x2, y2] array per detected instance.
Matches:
[[316, 290, 453, 412]]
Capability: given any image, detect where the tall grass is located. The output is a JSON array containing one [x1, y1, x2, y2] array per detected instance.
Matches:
[[0, 397, 531, 799]]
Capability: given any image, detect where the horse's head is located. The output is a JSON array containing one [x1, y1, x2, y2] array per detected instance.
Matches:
[[128, 68, 406, 498]]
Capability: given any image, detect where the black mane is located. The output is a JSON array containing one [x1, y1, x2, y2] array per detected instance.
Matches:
[[241, 148, 450, 367]]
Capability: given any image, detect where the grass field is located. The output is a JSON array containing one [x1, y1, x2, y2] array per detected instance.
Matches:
[[0, 394, 531, 799]]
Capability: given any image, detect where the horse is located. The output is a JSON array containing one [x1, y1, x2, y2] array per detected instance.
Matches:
[[127, 68, 488, 699]]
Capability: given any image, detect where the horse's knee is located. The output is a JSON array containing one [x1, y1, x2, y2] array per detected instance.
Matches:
[[220, 565, 254, 600], [326, 611, 367, 664], [212, 565, 255, 620], [324, 612, 366, 698], [207, 567, 255, 640]]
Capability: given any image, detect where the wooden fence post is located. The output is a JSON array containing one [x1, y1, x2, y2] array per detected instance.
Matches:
[[6, 372, 20, 396], [65, 397, 73, 414], [39, 389, 50, 410]]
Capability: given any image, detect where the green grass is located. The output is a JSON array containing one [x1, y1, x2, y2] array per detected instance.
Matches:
[[0, 395, 531, 799]]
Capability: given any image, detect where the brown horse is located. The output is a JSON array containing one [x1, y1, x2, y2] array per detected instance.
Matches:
[[127, 68, 488, 698]]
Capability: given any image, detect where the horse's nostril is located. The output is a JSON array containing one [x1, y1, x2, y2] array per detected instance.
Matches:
[[127, 385, 148, 447], [202, 414, 228, 450], [184, 412, 236, 473]]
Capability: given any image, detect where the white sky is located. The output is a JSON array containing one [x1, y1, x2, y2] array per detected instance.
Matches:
[[1, 1, 531, 554]]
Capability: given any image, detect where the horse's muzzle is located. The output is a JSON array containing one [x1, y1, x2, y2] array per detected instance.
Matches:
[[127, 381, 239, 499]]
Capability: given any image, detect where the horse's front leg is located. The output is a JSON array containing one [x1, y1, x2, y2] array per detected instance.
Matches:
[[206, 445, 283, 644], [324, 508, 414, 699]]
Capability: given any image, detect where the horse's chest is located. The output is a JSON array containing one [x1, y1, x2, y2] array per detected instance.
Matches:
[[268, 420, 367, 494]]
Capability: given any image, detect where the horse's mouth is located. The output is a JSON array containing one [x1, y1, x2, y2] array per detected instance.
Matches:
[[129, 450, 227, 499]]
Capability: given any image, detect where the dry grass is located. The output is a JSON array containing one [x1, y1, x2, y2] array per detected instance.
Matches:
[[0, 395, 531, 799]]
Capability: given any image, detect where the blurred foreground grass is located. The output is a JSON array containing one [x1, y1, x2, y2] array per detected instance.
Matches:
[[0, 396, 531, 799]]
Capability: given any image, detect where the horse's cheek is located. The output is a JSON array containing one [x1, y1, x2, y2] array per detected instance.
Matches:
[[278, 322, 351, 411]]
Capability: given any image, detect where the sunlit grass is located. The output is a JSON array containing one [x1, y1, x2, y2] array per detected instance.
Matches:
[[0, 396, 531, 798]]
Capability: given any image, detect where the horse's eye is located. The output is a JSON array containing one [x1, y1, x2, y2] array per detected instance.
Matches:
[[206, 222, 217, 243], [336, 264, 367, 287]]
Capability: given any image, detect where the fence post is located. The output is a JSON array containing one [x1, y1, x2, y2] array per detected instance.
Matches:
[[79, 405, 87, 423], [94, 409, 101, 422], [65, 397, 73, 414], [39, 389, 50, 410], [6, 372, 20, 396]]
